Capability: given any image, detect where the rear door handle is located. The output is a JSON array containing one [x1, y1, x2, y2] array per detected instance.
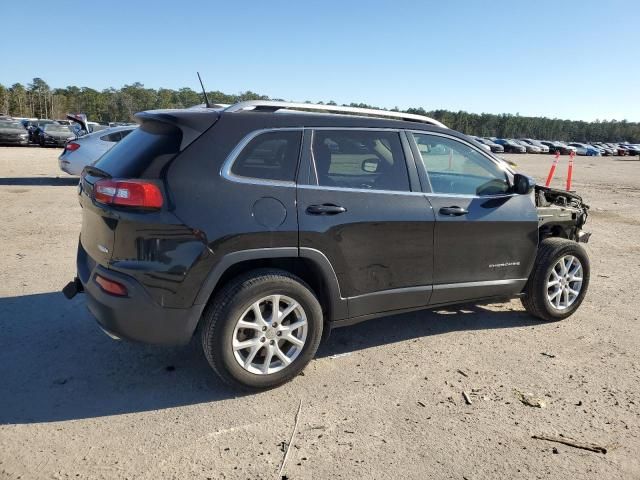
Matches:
[[439, 206, 468, 216], [306, 204, 347, 215]]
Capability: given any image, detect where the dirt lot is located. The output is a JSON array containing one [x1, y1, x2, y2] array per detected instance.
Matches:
[[0, 146, 639, 480]]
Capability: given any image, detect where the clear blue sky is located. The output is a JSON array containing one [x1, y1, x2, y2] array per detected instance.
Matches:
[[1, 0, 638, 121]]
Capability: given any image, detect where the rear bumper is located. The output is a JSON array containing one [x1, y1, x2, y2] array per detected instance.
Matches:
[[58, 156, 77, 175], [77, 243, 202, 345], [43, 137, 68, 147]]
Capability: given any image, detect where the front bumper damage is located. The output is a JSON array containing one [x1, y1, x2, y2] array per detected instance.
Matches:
[[535, 186, 590, 243]]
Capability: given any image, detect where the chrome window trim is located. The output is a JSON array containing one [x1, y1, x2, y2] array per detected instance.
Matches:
[[425, 191, 517, 199], [298, 184, 425, 196], [220, 127, 303, 187], [308, 127, 415, 194]]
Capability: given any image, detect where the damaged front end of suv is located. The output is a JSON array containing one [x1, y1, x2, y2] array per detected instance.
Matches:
[[535, 185, 590, 243]]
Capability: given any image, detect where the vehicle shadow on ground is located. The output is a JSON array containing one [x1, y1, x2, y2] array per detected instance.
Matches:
[[0, 177, 78, 186], [0, 292, 537, 425], [318, 303, 538, 358]]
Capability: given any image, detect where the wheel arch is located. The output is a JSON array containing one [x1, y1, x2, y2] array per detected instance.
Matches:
[[193, 247, 347, 327]]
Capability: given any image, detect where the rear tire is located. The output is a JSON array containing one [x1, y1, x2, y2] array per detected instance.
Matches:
[[521, 238, 590, 321], [201, 269, 323, 390]]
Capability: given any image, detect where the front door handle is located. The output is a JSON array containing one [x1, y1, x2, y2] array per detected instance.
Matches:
[[439, 206, 468, 216], [306, 204, 347, 215]]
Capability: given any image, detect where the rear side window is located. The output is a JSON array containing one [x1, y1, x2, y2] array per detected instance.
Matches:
[[231, 130, 302, 182], [312, 130, 410, 192], [100, 131, 121, 142], [94, 123, 181, 178]]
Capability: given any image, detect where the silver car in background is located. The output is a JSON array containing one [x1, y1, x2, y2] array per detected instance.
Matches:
[[520, 138, 550, 153], [58, 125, 136, 175], [514, 139, 542, 154]]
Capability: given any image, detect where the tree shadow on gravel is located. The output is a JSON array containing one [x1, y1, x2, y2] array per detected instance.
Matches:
[[0, 292, 537, 425], [0, 177, 78, 186]]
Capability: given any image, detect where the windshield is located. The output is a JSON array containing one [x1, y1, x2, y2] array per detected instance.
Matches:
[[0, 121, 24, 130], [44, 124, 72, 133]]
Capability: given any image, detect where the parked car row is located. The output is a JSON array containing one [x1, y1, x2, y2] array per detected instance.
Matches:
[[0, 115, 138, 174], [470, 135, 639, 156], [0, 116, 115, 147]]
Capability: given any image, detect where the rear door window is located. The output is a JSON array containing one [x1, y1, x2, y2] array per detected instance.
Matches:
[[311, 130, 410, 192]]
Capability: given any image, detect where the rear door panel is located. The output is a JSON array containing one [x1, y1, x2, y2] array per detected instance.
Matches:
[[297, 128, 435, 318]]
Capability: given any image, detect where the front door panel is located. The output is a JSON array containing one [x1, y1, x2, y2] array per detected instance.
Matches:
[[427, 193, 538, 304], [407, 130, 539, 305]]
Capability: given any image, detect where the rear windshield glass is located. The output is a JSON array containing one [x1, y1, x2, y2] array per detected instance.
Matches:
[[94, 124, 181, 178], [44, 124, 71, 132]]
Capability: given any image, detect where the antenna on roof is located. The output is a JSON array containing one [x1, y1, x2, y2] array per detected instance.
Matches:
[[197, 72, 211, 108]]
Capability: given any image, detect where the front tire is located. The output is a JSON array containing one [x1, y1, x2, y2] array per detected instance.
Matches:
[[521, 238, 590, 322], [201, 269, 323, 390]]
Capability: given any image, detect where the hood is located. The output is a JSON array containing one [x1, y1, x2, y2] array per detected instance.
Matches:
[[0, 127, 27, 135]]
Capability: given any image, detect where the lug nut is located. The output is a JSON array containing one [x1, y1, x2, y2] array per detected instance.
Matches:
[[277, 331, 282, 337], [270, 340, 275, 345], [262, 326, 267, 331], [260, 337, 266, 342], [272, 322, 278, 328]]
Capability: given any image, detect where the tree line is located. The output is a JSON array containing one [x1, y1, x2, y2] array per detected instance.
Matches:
[[1, 78, 638, 143]]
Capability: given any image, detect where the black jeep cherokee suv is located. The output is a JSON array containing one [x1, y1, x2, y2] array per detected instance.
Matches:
[[65, 101, 591, 390]]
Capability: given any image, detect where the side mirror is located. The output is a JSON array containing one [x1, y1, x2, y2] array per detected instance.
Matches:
[[513, 173, 535, 195], [362, 158, 380, 173]]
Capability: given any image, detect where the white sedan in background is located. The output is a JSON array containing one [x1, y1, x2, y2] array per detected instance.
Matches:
[[58, 125, 137, 175]]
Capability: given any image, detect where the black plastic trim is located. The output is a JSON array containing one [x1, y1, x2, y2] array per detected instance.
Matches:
[[193, 247, 299, 306], [347, 285, 431, 318]]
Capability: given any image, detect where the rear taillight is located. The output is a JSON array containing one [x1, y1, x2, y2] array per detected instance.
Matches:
[[94, 179, 163, 209], [95, 274, 128, 296], [65, 142, 80, 152]]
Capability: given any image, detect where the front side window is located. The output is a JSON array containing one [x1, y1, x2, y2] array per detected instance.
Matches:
[[231, 130, 302, 182], [411, 133, 510, 196], [312, 130, 410, 192]]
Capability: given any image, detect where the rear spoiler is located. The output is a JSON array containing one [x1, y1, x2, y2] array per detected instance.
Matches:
[[134, 109, 220, 150]]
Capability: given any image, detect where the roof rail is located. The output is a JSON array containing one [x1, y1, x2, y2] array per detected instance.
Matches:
[[224, 100, 447, 128]]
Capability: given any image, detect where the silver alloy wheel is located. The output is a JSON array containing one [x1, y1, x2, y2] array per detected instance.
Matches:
[[546, 255, 583, 311], [232, 295, 308, 375]]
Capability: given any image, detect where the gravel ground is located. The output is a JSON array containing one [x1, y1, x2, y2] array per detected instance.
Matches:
[[0, 146, 639, 480]]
